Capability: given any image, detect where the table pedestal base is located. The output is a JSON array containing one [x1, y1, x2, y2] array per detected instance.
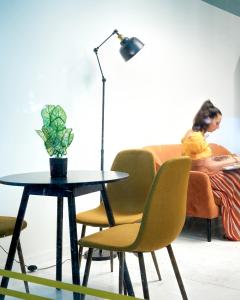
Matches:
[[84, 248, 117, 261]]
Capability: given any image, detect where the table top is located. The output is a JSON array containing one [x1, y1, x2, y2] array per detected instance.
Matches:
[[0, 170, 129, 187]]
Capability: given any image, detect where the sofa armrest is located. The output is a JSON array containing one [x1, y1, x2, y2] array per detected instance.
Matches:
[[187, 171, 220, 219]]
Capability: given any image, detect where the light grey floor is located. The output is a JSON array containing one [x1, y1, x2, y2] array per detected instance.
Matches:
[[3, 217, 240, 299]]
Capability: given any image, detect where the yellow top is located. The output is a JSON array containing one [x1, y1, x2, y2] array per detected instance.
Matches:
[[181, 131, 212, 160]]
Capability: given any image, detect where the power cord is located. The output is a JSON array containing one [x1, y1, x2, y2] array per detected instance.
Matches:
[[0, 244, 71, 273]]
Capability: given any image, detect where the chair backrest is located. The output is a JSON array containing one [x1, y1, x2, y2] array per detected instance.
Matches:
[[143, 144, 182, 170], [130, 157, 191, 252], [107, 149, 155, 214]]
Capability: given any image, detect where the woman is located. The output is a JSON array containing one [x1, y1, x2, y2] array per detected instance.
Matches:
[[182, 100, 240, 240]]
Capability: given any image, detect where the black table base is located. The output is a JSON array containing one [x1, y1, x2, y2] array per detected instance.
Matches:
[[84, 249, 118, 261], [0, 170, 133, 299]]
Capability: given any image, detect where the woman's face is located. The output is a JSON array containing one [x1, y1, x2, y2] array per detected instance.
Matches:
[[207, 114, 222, 132]]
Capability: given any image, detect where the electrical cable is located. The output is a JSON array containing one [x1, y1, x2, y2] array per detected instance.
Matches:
[[0, 244, 71, 273]]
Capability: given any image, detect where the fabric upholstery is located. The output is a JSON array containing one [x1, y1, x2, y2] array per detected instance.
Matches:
[[143, 143, 231, 219], [79, 157, 191, 252], [0, 216, 27, 238]]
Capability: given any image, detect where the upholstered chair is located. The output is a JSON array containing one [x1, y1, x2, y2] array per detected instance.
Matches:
[[79, 157, 191, 300], [0, 216, 29, 293], [76, 149, 161, 279]]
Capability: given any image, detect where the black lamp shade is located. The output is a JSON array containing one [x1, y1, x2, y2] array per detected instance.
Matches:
[[119, 37, 144, 61]]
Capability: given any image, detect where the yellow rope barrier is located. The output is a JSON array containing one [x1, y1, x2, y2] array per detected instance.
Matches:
[[0, 269, 141, 300]]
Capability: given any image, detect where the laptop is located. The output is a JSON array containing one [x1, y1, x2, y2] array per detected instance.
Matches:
[[223, 163, 240, 171]]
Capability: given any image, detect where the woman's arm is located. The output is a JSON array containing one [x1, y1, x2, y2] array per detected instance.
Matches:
[[210, 155, 240, 171], [191, 155, 240, 173]]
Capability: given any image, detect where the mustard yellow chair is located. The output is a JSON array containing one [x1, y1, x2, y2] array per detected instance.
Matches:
[[76, 149, 161, 279], [79, 157, 191, 300], [0, 216, 29, 293]]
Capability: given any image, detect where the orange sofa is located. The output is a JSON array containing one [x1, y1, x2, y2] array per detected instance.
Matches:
[[143, 143, 231, 241]]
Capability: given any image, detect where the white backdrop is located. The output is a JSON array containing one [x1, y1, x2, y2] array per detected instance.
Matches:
[[1, 0, 240, 263]]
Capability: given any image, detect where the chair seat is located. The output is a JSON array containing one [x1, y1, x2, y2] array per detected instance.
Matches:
[[0, 216, 27, 238], [76, 205, 142, 227], [79, 223, 140, 251]]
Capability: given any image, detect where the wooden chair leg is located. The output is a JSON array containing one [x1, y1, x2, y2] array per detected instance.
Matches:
[[78, 225, 86, 268], [119, 255, 133, 296], [81, 247, 93, 300], [110, 251, 114, 272], [151, 251, 161, 281], [124, 285, 128, 295], [206, 219, 212, 242], [100, 227, 114, 272], [82, 248, 93, 284], [167, 244, 188, 300], [17, 240, 29, 293], [138, 252, 149, 300], [118, 252, 124, 294]]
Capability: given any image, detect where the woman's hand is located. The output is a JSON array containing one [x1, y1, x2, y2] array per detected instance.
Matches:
[[191, 155, 240, 173], [210, 155, 240, 172], [213, 155, 230, 161], [233, 155, 240, 163]]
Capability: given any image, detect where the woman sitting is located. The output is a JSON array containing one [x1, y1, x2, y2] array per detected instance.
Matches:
[[182, 100, 240, 241]]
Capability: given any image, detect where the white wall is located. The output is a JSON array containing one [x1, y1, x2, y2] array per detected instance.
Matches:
[[1, 0, 240, 264]]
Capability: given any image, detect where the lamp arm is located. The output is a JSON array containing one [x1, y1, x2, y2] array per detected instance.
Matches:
[[94, 29, 119, 52], [94, 30, 119, 171], [93, 29, 119, 80], [93, 49, 105, 81]]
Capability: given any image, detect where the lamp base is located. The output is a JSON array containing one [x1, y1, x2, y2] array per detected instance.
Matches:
[[84, 248, 117, 261]]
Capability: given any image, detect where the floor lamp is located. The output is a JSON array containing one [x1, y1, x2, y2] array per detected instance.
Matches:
[[86, 30, 144, 265], [94, 29, 144, 171]]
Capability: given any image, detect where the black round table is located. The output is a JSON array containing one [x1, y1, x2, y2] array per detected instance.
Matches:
[[0, 170, 131, 299]]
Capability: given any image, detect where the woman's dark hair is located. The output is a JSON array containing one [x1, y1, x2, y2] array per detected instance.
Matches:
[[192, 100, 222, 133]]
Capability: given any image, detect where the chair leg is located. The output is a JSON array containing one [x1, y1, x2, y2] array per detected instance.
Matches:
[[167, 244, 188, 300], [206, 219, 212, 242], [124, 285, 128, 295], [17, 240, 29, 293], [78, 225, 86, 268], [138, 252, 149, 300], [81, 247, 93, 300], [99, 227, 114, 273], [118, 252, 125, 294], [150, 251, 161, 281], [110, 251, 114, 272]]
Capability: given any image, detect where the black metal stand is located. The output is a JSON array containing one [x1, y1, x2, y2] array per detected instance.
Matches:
[[82, 31, 135, 296], [84, 248, 117, 261], [83, 31, 119, 263]]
